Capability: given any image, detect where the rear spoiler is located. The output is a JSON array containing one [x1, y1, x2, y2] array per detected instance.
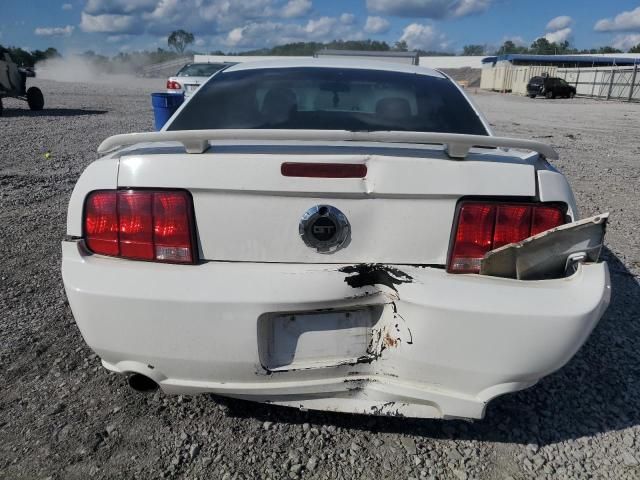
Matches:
[[97, 129, 559, 160]]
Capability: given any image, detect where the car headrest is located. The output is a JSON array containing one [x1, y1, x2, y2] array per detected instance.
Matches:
[[261, 87, 297, 122], [375, 97, 411, 120]]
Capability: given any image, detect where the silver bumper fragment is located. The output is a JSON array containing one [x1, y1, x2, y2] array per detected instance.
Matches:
[[480, 213, 609, 280]]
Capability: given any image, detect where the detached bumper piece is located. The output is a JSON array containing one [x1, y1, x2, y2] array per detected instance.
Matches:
[[481, 213, 609, 280]]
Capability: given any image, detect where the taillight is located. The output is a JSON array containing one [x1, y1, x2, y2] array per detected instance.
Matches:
[[448, 201, 565, 274], [166, 80, 182, 90], [84, 190, 196, 264], [85, 191, 118, 256]]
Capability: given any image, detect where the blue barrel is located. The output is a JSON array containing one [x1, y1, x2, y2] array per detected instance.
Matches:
[[151, 93, 184, 130]]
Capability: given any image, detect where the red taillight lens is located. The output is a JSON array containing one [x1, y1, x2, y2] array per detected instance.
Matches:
[[118, 191, 154, 260], [531, 206, 565, 236], [85, 191, 119, 256], [493, 205, 532, 249], [166, 80, 181, 90], [448, 202, 565, 274], [449, 204, 496, 273], [83, 190, 196, 264], [153, 192, 193, 263]]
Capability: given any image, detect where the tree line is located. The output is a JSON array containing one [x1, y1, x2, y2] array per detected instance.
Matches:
[[232, 39, 455, 57], [463, 38, 640, 56], [0, 45, 61, 67]]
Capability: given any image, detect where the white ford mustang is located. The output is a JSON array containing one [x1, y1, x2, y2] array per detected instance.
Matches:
[[62, 58, 610, 420]]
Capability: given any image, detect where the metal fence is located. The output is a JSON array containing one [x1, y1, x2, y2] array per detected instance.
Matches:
[[557, 65, 640, 102]]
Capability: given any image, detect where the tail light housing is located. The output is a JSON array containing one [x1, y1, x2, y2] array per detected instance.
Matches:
[[166, 80, 182, 90], [448, 201, 566, 274], [84, 190, 196, 264]]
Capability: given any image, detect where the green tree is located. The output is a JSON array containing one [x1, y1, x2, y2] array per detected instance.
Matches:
[[241, 40, 395, 56], [462, 44, 485, 56], [6, 46, 33, 66], [630, 44, 640, 53], [496, 40, 528, 55], [32, 47, 60, 63], [392, 40, 408, 52], [168, 30, 194, 54], [530, 37, 554, 54], [596, 46, 623, 54]]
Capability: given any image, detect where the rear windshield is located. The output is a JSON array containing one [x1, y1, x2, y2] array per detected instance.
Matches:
[[168, 67, 488, 135], [177, 63, 226, 77]]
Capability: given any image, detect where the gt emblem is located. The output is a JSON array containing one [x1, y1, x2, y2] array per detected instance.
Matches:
[[299, 205, 351, 254]]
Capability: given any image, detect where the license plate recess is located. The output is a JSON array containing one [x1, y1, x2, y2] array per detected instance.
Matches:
[[258, 307, 381, 372]]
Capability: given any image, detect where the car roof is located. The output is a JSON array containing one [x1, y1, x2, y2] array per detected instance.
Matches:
[[183, 62, 229, 67], [223, 57, 446, 78]]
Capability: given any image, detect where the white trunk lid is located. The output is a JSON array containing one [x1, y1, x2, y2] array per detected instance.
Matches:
[[117, 144, 535, 264]]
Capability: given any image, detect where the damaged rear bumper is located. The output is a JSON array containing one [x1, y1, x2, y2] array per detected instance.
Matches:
[[62, 241, 610, 420]]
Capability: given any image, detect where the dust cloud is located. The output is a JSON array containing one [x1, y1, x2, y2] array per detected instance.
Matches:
[[35, 55, 138, 84]]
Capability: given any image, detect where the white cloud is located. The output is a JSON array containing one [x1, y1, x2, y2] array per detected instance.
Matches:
[[304, 17, 340, 37], [611, 33, 640, 50], [34, 25, 75, 37], [399, 23, 450, 51], [62, 3, 73, 10], [281, 0, 312, 18], [546, 15, 572, 31], [367, 0, 492, 19], [364, 16, 390, 34], [453, 0, 491, 17], [544, 27, 572, 44], [225, 15, 362, 48], [542, 15, 573, 44], [84, 0, 157, 15], [79, 0, 317, 36], [80, 12, 140, 33], [340, 13, 356, 25], [595, 7, 640, 32], [106, 34, 131, 42]]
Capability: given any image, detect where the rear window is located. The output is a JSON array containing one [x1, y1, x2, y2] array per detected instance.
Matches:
[[177, 63, 226, 77], [168, 67, 488, 135]]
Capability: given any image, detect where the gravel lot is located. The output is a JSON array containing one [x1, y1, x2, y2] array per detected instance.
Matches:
[[1, 78, 639, 480]]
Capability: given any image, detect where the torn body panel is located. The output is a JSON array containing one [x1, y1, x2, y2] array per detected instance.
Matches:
[[480, 213, 609, 280]]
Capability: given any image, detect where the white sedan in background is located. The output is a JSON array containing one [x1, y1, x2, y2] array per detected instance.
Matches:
[[63, 58, 610, 420], [166, 62, 232, 97]]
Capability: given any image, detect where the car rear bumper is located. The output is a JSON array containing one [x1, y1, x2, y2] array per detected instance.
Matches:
[[62, 240, 610, 419]]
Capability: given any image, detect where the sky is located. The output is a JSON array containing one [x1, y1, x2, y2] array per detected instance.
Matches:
[[1, 0, 640, 55]]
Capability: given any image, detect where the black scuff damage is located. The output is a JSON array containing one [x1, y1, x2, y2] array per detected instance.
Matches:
[[339, 264, 413, 291], [340, 264, 415, 361]]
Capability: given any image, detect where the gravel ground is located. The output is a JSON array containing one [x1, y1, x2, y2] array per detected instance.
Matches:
[[1, 79, 639, 480]]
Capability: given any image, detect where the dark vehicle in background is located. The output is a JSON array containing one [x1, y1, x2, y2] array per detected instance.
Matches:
[[166, 62, 233, 98], [527, 76, 576, 99], [0, 52, 44, 115]]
